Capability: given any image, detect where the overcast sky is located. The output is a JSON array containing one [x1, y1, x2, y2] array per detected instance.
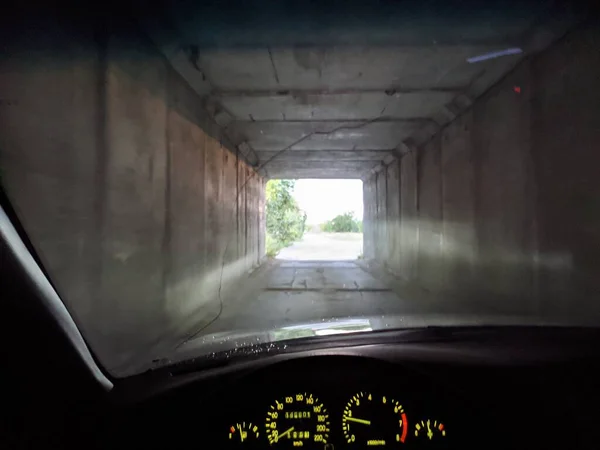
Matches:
[[292, 179, 364, 225]]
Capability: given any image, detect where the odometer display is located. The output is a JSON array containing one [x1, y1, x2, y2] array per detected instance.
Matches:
[[265, 393, 330, 447]]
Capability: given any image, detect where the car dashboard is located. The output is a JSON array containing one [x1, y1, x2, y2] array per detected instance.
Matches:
[[95, 331, 600, 450], [214, 357, 458, 450], [105, 356, 475, 450]]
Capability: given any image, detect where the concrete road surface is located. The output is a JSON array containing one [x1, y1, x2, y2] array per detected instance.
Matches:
[[176, 258, 547, 360], [192, 260, 411, 337], [277, 232, 363, 260]]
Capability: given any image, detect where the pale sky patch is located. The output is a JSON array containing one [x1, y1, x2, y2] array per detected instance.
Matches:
[[292, 179, 364, 225]]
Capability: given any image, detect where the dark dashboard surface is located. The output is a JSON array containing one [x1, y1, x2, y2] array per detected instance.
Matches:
[[171, 357, 463, 450], [97, 332, 600, 450]]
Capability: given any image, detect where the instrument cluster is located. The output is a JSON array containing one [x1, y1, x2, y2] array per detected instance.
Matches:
[[226, 390, 449, 449]]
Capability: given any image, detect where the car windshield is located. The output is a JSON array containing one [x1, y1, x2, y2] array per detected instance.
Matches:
[[1, 1, 598, 377]]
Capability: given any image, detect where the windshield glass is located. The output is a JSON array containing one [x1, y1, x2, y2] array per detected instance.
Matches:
[[1, 1, 597, 377]]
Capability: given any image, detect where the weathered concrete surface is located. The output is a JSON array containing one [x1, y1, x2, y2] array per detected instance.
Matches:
[[136, 2, 576, 179], [227, 120, 426, 151], [217, 92, 458, 121], [362, 25, 600, 322], [256, 150, 391, 162], [1, 5, 596, 376], [187, 256, 578, 352], [276, 232, 363, 261], [194, 260, 415, 338], [0, 15, 266, 375]]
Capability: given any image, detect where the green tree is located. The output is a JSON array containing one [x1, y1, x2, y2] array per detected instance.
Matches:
[[266, 180, 307, 256], [321, 212, 362, 233]]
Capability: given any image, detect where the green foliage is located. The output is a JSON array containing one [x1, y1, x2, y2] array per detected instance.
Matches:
[[266, 180, 307, 256], [321, 212, 362, 233], [266, 234, 285, 257]]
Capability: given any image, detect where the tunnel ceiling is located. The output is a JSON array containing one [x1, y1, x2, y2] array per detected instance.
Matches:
[[138, 1, 576, 179]]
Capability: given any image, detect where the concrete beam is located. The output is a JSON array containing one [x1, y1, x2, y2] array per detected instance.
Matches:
[[267, 169, 365, 179], [227, 120, 426, 151], [214, 90, 460, 122], [263, 160, 379, 171], [382, 154, 396, 165], [256, 150, 392, 162], [237, 141, 259, 166], [135, 13, 212, 98], [409, 121, 442, 146], [213, 87, 461, 98], [396, 139, 418, 156], [229, 118, 429, 124]]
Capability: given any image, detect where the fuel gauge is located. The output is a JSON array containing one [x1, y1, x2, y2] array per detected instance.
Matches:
[[415, 419, 446, 440], [229, 422, 260, 444]]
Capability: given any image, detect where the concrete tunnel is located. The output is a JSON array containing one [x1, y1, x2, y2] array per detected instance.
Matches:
[[1, 3, 599, 375]]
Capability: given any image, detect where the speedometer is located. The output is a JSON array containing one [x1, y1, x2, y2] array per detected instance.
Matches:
[[265, 393, 330, 447]]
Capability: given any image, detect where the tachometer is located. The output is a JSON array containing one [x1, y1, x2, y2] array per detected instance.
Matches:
[[265, 393, 330, 447], [342, 392, 408, 446]]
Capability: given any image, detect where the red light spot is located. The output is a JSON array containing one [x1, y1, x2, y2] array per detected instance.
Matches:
[[513, 86, 521, 93], [439, 424, 444, 431], [231, 426, 235, 433]]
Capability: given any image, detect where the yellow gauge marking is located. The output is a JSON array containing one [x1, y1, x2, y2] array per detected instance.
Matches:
[[343, 416, 371, 425], [276, 426, 295, 442], [266, 394, 329, 445], [383, 396, 387, 404], [415, 419, 445, 440], [230, 422, 260, 442]]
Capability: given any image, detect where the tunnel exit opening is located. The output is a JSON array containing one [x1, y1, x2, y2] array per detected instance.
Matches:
[[266, 179, 364, 261]]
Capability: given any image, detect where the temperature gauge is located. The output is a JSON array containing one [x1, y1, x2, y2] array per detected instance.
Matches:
[[415, 419, 446, 440], [229, 422, 260, 445]]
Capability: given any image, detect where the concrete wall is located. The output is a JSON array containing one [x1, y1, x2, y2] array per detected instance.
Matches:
[[363, 25, 600, 321], [0, 14, 265, 375]]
